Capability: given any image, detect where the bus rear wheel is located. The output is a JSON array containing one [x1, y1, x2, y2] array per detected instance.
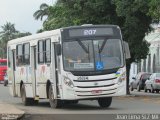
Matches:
[[49, 85, 62, 108], [98, 97, 112, 108], [21, 84, 33, 106]]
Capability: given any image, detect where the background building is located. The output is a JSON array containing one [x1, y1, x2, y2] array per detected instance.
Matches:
[[130, 25, 160, 82]]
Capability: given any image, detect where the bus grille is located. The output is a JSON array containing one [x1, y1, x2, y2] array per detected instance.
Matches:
[[76, 83, 115, 88], [73, 77, 117, 82], [76, 92, 116, 97]]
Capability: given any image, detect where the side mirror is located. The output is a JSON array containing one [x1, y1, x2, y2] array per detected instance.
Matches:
[[132, 77, 136, 80], [124, 41, 131, 59], [55, 44, 61, 55]]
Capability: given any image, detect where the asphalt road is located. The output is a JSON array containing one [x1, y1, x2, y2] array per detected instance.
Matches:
[[1, 84, 160, 120]]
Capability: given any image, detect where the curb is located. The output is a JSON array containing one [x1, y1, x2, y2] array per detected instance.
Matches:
[[126, 94, 160, 98], [0, 113, 25, 120], [0, 102, 25, 120]]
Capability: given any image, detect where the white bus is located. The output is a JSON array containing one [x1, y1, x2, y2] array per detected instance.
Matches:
[[7, 25, 130, 108]]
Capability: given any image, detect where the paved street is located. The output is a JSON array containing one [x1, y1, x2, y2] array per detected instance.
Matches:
[[1, 84, 160, 116]]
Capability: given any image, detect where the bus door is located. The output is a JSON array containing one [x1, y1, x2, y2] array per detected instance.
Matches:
[[31, 46, 37, 98], [10, 49, 16, 97], [51, 42, 60, 99]]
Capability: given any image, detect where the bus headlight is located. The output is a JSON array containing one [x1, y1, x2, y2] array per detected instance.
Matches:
[[63, 77, 74, 88], [118, 72, 126, 84]]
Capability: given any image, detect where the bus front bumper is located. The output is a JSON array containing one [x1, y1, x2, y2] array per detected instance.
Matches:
[[62, 82, 126, 100]]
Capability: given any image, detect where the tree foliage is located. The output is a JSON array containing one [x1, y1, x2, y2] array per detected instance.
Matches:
[[33, 3, 50, 21], [0, 22, 31, 58], [114, 0, 152, 62], [148, 0, 160, 21], [44, 0, 124, 30]]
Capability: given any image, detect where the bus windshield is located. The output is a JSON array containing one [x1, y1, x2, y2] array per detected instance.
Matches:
[[63, 39, 123, 71]]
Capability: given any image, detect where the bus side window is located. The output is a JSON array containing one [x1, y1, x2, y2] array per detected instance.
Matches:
[[16, 44, 23, 66], [38, 40, 44, 63], [45, 39, 51, 63], [23, 43, 30, 65]]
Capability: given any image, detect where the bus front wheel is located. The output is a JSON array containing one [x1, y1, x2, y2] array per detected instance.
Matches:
[[98, 97, 112, 108], [49, 85, 62, 108]]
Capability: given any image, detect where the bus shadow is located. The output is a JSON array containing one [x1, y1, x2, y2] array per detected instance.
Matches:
[[35, 101, 122, 111]]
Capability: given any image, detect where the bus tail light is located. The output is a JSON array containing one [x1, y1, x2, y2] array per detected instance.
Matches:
[[155, 79, 160, 83]]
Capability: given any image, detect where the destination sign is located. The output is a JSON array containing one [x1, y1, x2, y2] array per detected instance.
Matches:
[[69, 28, 114, 37]]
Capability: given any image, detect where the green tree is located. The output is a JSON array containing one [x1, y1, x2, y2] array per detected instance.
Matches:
[[0, 22, 18, 58], [41, 0, 152, 94], [44, 0, 124, 30], [33, 3, 50, 21], [148, 0, 160, 21], [0, 22, 31, 58], [0, 22, 18, 39]]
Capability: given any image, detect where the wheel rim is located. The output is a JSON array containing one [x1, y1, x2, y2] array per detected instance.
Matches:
[[49, 86, 54, 101], [49, 86, 57, 108]]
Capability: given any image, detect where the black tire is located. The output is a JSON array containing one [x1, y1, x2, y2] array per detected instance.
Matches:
[[137, 84, 141, 92], [130, 84, 134, 91], [4, 80, 8, 86], [98, 97, 112, 108], [151, 86, 154, 93], [21, 84, 32, 106], [4, 82, 7, 86], [144, 85, 147, 92], [49, 85, 62, 108], [156, 90, 159, 93]]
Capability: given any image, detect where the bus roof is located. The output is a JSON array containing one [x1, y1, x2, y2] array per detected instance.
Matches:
[[7, 29, 61, 46], [62, 24, 119, 30], [7, 24, 120, 46]]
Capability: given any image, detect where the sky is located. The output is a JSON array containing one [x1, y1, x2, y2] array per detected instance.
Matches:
[[0, 0, 56, 34]]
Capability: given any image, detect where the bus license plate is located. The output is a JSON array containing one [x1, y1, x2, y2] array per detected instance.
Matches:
[[91, 90, 102, 94]]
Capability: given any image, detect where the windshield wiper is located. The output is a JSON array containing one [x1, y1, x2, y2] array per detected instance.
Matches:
[[99, 39, 108, 53], [98, 43, 102, 61], [77, 40, 89, 53], [87, 44, 90, 62]]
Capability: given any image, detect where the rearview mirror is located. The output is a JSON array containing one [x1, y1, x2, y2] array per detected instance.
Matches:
[[132, 77, 136, 79], [132, 77, 136, 80], [55, 44, 61, 55], [124, 41, 131, 59]]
